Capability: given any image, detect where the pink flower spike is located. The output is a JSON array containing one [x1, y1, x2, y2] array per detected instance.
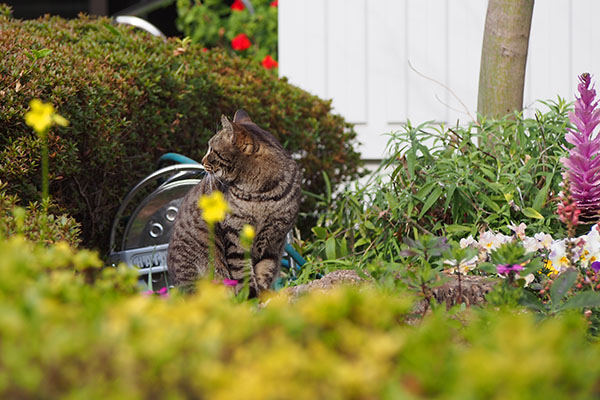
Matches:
[[223, 279, 238, 287], [562, 73, 600, 223]]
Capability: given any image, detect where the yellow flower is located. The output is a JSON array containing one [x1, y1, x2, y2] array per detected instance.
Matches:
[[198, 190, 229, 225], [25, 99, 68, 136], [241, 224, 256, 248], [241, 224, 255, 240]]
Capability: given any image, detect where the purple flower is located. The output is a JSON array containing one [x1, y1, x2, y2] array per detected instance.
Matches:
[[591, 261, 600, 273], [496, 264, 524, 275], [142, 286, 169, 298], [223, 279, 238, 287], [561, 73, 600, 222]]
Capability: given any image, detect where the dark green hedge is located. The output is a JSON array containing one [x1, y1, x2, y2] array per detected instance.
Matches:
[[0, 11, 362, 251]]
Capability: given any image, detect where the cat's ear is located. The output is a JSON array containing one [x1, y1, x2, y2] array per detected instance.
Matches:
[[233, 109, 253, 124], [233, 125, 257, 155], [221, 114, 234, 137]]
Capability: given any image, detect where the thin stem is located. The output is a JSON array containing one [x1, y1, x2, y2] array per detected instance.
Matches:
[[208, 224, 216, 281], [41, 130, 49, 201]]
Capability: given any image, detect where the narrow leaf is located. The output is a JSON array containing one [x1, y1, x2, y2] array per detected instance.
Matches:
[[561, 291, 600, 310], [532, 175, 553, 211], [103, 22, 121, 36], [325, 237, 336, 260], [418, 186, 442, 219], [479, 194, 500, 212], [523, 207, 544, 220], [445, 224, 472, 234], [550, 268, 577, 305]]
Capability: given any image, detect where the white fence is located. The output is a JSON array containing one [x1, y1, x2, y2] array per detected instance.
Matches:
[[279, 0, 600, 160]]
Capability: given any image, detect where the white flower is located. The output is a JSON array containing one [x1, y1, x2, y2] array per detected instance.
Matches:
[[533, 232, 554, 250], [579, 227, 600, 269], [522, 237, 540, 254], [479, 231, 502, 253], [460, 235, 477, 249], [523, 273, 535, 287], [548, 239, 571, 274], [508, 222, 527, 240], [444, 256, 478, 275]]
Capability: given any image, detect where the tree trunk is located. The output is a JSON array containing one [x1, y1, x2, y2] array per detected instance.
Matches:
[[477, 0, 534, 121]]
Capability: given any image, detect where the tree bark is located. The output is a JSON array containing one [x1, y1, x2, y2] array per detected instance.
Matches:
[[477, 0, 534, 121]]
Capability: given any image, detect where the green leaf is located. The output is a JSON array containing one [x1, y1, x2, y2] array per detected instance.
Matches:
[[354, 238, 369, 247], [406, 151, 416, 179], [322, 171, 332, 203], [311, 227, 327, 239], [520, 258, 542, 276], [415, 182, 435, 202], [478, 262, 497, 274], [339, 237, 348, 257], [364, 220, 376, 230], [444, 184, 456, 210], [103, 22, 121, 36], [561, 291, 600, 311], [550, 268, 577, 306], [384, 192, 398, 209], [522, 207, 544, 220], [325, 237, 336, 260], [532, 176, 552, 211], [418, 186, 442, 219], [32, 48, 53, 59], [445, 224, 472, 234], [480, 194, 501, 212], [520, 290, 547, 312]]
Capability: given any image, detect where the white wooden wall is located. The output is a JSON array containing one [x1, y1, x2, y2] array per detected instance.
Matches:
[[279, 0, 600, 160]]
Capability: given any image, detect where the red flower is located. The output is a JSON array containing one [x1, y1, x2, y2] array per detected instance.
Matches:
[[270, 0, 278, 7], [231, 33, 251, 51], [231, 0, 245, 11], [261, 55, 278, 69]]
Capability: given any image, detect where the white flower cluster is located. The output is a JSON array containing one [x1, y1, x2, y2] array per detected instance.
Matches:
[[450, 222, 600, 277]]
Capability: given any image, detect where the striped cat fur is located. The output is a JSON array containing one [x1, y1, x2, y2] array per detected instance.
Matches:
[[167, 110, 301, 296]]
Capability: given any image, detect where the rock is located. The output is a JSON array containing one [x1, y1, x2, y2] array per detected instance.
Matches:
[[282, 269, 367, 297], [283, 269, 496, 310]]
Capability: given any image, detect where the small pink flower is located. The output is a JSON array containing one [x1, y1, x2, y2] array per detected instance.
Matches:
[[496, 264, 524, 275], [141, 287, 169, 298], [223, 279, 238, 287]]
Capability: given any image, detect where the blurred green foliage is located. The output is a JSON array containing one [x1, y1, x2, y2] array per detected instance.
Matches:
[[0, 12, 362, 251], [0, 181, 80, 246], [1, 236, 599, 398]]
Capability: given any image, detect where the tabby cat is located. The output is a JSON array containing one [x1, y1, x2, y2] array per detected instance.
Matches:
[[167, 110, 301, 296]]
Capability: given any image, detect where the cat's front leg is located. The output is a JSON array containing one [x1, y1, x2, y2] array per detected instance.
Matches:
[[250, 224, 287, 293], [253, 258, 279, 293]]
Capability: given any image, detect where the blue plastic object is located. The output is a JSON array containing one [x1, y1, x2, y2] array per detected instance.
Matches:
[[157, 152, 200, 168]]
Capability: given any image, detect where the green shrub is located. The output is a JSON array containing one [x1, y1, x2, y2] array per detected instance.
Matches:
[[1, 236, 599, 398], [0, 181, 81, 246], [0, 12, 362, 251], [303, 100, 570, 270]]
